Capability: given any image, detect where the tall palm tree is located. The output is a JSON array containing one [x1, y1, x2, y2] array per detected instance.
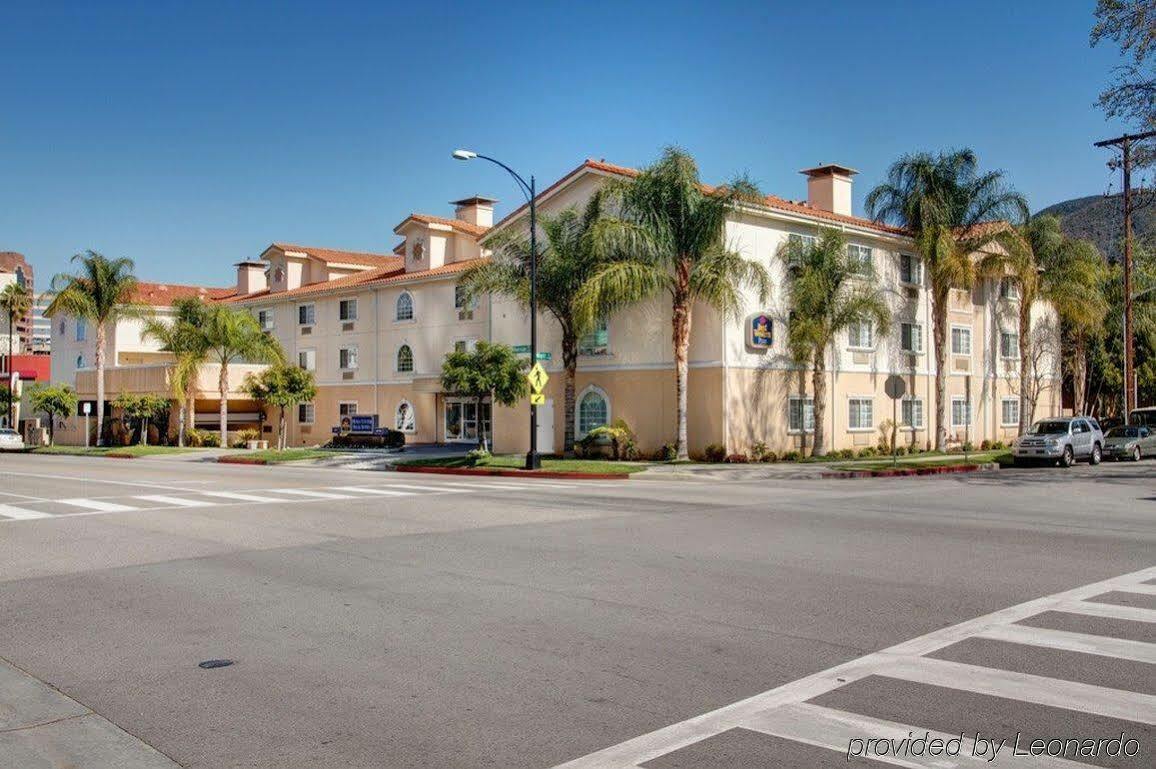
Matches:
[[46, 251, 149, 445], [866, 150, 1028, 450], [0, 281, 32, 426], [781, 229, 891, 456], [200, 304, 284, 446], [576, 147, 770, 460], [1045, 237, 1109, 415], [142, 297, 211, 446], [460, 195, 612, 457]]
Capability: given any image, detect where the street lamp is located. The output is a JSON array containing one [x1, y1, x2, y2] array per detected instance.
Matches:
[[453, 149, 541, 469]]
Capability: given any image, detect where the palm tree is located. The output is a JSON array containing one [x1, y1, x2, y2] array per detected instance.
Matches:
[[142, 297, 211, 446], [0, 281, 32, 426], [460, 195, 612, 457], [200, 304, 284, 446], [46, 251, 149, 446], [1044, 237, 1108, 415], [576, 147, 770, 460], [866, 150, 1028, 450], [781, 229, 891, 456]]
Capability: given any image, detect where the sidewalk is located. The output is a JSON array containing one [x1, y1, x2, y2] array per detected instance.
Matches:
[[637, 462, 832, 481], [0, 656, 179, 768]]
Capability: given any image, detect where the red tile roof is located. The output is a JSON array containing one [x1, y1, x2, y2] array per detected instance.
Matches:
[[393, 213, 490, 238], [224, 255, 478, 303], [270, 243, 397, 267], [133, 282, 233, 307], [492, 159, 911, 237]]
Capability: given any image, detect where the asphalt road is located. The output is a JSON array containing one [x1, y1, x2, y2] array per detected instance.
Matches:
[[0, 453, 1152, 768]]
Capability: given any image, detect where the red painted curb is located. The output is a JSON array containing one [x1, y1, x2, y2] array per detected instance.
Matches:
[[821, 463, 989, 479], [396, 465, 628, 481], [217, 456, 269, 465], [103, 453, 137, 459]]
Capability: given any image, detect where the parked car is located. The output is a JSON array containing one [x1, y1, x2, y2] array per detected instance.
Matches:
[[1012, 417, 1104, 467], [0, 428, 25, 451], [1104, 425, 1156, 461]]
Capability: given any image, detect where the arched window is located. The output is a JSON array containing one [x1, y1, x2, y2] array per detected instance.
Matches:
[[396, 292, 414, 321], [577, 386, 609, 436], [76, 354, 84, 369], [397, 344, 414, 373], [395, 400, 416, 432]]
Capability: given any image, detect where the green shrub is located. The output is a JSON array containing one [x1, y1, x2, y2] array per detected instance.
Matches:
[[465, 448, 490, 466], [838, 448, 856, 459], [702, 443, 727, 463], [750, 441, 770, 462], [857, 446, 878, 458], [652, 442, 678, 461], [961, 441, 974, 452], [232, 428, 261, 448], [725, 453, 749, 464], [992, 440, 1005, 450], [782, 450, 802, 462], [761, 450, 779, 463], [582, 418, 638, 461], [980, 439, 992, 451], [193, 429, 220, 448]]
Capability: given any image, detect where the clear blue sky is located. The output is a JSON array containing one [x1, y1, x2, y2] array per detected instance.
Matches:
[[0, 0, 1134, 287]]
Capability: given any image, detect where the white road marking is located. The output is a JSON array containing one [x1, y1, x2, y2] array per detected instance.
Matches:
[[0, 504, 50, 520], [1115, 582, 1156, 596], [363, 483, 469, 493], [201, 491, 284, 503], [330, 486, 415, 497], [741, 702, 1083, 768], [58, 498, 139, 513], [277, 489, 355, 500], [975, 622, 1156, 664], [134, 494, 213, 508], [438, 481, 530, 490], [551, 564, 1156, 768], [0, 470, 203, 492], [1053, 599, 1156, 623]]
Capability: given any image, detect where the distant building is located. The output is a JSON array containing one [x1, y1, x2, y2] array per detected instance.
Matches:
[[0, 252, 35, 354], [31, 292, 53, 353]]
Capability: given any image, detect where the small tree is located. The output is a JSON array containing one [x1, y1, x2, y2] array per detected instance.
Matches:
[[113, 392, 169, 445], [243, 364, 317, 450], [440, 341, 527, 450], [200, 304, 284, 446], [1, 281, 32, 427], [28, 384, 78, 445]]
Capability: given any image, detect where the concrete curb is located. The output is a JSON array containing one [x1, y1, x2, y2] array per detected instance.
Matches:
[[396, 465, 629, 481], [217, 455, 269, 466], [820, 462, 1000, 479]]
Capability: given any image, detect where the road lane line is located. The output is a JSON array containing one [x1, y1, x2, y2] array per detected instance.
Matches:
[[0, 470, 206, 492], [276, 489, 355, 500], [1052, 599, 1156, 623], [741, 702, 1083, 768], [58, 498, 139, 513], [360, 483, 468, 493], [975, 622, 1156, 664], [201, 491, 284, 503], [0, 504, 50, 520], [1113, 583, 1156, 596], [877, 655, 1156, 724], [330, 486, 415, 497], [438, 481, 531, 490], [134, 495, 213, 508]]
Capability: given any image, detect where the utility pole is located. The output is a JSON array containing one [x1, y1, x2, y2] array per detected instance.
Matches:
[[1095, 129, 1156, 416]]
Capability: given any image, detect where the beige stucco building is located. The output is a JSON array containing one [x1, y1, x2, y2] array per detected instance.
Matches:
[[48, 157, 1062, 454]]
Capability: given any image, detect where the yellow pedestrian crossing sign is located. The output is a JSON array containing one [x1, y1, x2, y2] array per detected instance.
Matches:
[[527, 362, 549, 393], [529, 392, 545, 406]]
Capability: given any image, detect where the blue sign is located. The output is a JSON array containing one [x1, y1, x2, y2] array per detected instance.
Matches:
[[750, 314, 773, 348], [349, 414, 378, 434]]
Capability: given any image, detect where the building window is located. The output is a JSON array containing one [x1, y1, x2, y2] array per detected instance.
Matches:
[[339, 347, 358, 370], [899, 254, 922, 285], [900, 323, 923, 354], [454, 285, 469, 310], [952, 397, 971, 427], [339, 299, 358, 321], [396, 292, 414, 321], [298, 349, 315, 371], [1001, 398, 1020, 427], [1000, 277, 1020, 300], [788, 396, 814, 433], [453, 338, 477, 354], [1000, 331, 1020, 359], [58, 319, 66, 336], [848, 398, 873, 431], [847, 320, 874, 350], [847, 244, 872, 274], [397, 344, 414, 373], [76, 354, 84, 369], [786, 233, 816, 267], [901, 397, 924, 429], [396, 401, 416, 433], [579, 317, 610, 356], [76, 319, 87, 342], [298, 403, 315, 424], [338, 402, 358, 417], [298, 304, 315, 326], [256, 309, 274, 330], [951, 326, 972, 355], [577, 387, 609, 436]]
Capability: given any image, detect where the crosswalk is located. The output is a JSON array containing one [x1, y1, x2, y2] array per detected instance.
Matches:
[[0, 478, 598, 523], [553, 565, 1156, 768]]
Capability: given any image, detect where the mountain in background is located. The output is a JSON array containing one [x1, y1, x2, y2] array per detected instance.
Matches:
[[1035, 192, 1156, 263]]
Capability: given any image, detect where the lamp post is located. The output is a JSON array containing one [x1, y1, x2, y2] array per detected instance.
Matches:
[[452, 150, 541, 469]]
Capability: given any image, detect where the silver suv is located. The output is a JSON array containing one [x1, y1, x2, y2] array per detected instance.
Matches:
[[1012, 416, 1104, 467]]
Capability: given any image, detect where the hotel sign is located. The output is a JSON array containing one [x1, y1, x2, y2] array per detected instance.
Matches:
[[347, 414, 379, 434], [748, 313, 773, 349]]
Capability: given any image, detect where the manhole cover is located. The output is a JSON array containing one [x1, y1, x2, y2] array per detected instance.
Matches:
[[198, 659, 235, 669]]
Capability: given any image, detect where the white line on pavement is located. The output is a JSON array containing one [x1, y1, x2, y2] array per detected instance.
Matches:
[[330, 486, 415, 497], [975, 622, 1156, 664], [276, 489, 355, 499], [1051, 599, 1156, 623], [134, 494, 213, 508], [362, 483, 469, 493], [58, 498, 139, 513], [201, 491, 285, 503], [0, 504, 50, 520], [1114, 583, 1156, 596], [0, 470, 205, 492]]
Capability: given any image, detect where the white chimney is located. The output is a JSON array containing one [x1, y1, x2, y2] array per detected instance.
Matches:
[[800, 164, 857, 217], [235, 261, 268, 295], [451, 196, 497, 228]]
